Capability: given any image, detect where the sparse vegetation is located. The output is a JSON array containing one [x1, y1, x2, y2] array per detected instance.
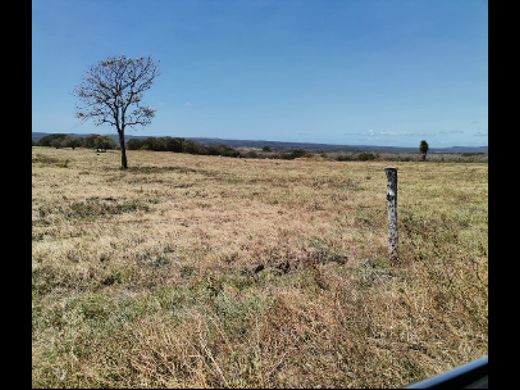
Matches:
[[32, 146, 487, 388]]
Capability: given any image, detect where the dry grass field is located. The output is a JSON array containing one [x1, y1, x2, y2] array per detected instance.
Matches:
[[32, 146, 488, 388]]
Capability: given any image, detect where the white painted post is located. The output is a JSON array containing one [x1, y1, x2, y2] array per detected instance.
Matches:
[[385, 167, 398, 262]]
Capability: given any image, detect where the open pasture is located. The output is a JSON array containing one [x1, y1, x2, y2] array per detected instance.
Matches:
[[32, 147, 487, 388]]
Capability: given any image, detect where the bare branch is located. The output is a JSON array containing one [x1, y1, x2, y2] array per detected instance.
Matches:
[[74, 55, 159, 168], [74, 55, 159, 132]]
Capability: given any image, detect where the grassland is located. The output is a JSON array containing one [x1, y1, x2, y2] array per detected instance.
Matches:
[[32, 146, 488, 388]]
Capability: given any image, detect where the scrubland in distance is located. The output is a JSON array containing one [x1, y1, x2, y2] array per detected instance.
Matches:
[[32, 147, 487, 388]]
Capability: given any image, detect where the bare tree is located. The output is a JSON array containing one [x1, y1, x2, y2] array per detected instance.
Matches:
[[74, 55, 159, 169]]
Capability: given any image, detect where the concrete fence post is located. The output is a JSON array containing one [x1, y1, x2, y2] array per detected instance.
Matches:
[[384, 167, 398, 262]]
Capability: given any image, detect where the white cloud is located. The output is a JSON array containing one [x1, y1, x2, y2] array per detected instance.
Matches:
[[380, 130, 416, 136], [365, 129, 436, 137]]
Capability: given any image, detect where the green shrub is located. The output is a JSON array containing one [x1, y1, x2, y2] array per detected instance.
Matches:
[[49, 139, 63, 149], [38, 134, 68, 147], [127, 138, 143, 150], [182, 139, 207, 155], [165, 137, 184, 152], [336, 154, 353, 161], [207, 145, 240, 157], [276, 149, 308, 160], [357, 152, 377, 161], [61, 136, 82, 150], [289, 149, 307, 159], [80, 135, 116, 150]]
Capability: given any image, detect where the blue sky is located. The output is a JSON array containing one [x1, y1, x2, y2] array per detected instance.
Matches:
[[32, 0, 487, 147]]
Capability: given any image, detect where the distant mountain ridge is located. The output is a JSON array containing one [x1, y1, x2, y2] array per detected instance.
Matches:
[[32, 132, 488, 154]]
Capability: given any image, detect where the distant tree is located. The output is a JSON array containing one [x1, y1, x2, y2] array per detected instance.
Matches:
[[74, 55, 159, 169], [50, 138, 63, 149], [336, 154, 353, 161], [141, 137, 165, 151], [289, 149, 307, 159], [38, 134, 68, 147], [62, 136, 82, 150], [126, 138, 144, 150], [165, 137, 184, 152], [420, 140, 429, 161], [183, 139, 206, 155], [94, 135, 117, 151], [262, 146, 271, 152], [81, 135, 100, 149], [357, 152, 377, 161]]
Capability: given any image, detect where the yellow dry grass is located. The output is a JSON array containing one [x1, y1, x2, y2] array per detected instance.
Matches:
[[32, 146, 487, 388]]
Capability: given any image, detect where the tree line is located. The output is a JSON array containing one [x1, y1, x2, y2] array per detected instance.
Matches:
[[34, 132, 430, 163], [36, 134, 117, 150], [127, 137, 240, 157], [33, 134, 316, 160]]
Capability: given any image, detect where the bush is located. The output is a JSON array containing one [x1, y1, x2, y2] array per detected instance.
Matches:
[[61, 136, 82, 150], [50, 138, 63, 149], [462, 152, 484, 157], [82, 135, 116, 150], [38, 134, 68, 147], [127, 137, 187, 153], [165, 137, 184, 153], [127, 138, 144, 150], [96, 136, 117, 150], [243, 150, 258, 159], [289, 149, 307, 159], [357, 152, 377, 161], [182, 139, 207, 155], [336, 154, 353, 161], [276, 149, 308, 160], [262, 146, 271, 152], [81, 135, 99, 149], [206, 145, 240, 157], [81, 135, 116, 150], [140, 137, 168, 151]]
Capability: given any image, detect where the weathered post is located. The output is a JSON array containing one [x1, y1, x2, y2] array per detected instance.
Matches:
[[384, 167, 398, 262]]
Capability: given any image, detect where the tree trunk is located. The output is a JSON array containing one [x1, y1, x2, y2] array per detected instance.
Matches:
[[422, 153, 426, 161], [118, 130, 128, 169]]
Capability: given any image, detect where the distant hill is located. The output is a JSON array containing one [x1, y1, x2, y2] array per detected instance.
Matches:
[[32, 132, 488, 154]]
